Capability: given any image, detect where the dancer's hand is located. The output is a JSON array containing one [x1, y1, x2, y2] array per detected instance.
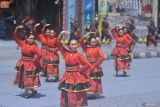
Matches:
[[44, 24, 50, 27], [58, 31, 70, 39], [15, 25, 24, 32], [61, 31, 70, 34], [34, 23, 40, 28], [64, 31, 70, 35], [84, 32, 91, 37]]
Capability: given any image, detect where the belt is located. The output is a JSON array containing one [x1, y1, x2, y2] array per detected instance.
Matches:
[[66, 65, 79, 72], [116, 42, 123, 47], [21, 56, 34, 61], [26, 70, 40, 77], [87, 57, 97, 63], [48, 60, 59, 65], [47, 46, 57, 52]]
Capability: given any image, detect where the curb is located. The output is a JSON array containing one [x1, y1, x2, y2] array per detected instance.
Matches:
[[105, 51, 160, 60], [133, 51, 160, 59]]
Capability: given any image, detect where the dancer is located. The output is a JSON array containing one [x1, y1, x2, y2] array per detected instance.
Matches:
[[58, 31, 91, 107], [45, 29, 60, 82], [13, 25, 41, 98], [122, 27, 133, 68], [35, 27, 60, 82], [110, 26, 132, 77], [80, 32, 106, 98], [34, 23, 51, 77]]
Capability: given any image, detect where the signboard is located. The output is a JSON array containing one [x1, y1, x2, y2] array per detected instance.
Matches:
[[84, 0, 94, 32], [98, 0, 107, 18], [68, 0, 75, 31]]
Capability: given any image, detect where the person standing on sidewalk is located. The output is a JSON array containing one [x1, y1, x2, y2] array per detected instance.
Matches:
[[110, 26, 132, 77], [101, 17, 111, 46], [80, 32, 106, 98], [13, 25, 42, 98], [58, 31, 91, 107], [146, 19, 158, 50]]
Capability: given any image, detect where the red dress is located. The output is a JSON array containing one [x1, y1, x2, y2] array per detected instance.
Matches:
[[111, 29, 132, 72], [124, 33, 133, 62], [58, 42, 91, 107], [13, 32, 41, 89], [36, 34, 60, 78], [46, 37, 60, 77], [80, 36, 106, 95], [36, 33, 48, 74]]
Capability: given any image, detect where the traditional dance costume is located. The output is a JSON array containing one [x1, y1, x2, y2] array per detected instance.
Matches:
[[13, 32, 41, 89], [111, 28, 132, 74], [58, 41, 91, 107], [36, 34, 60, 80], [35, 31, 48, 76], [80, 36, 105, 95]]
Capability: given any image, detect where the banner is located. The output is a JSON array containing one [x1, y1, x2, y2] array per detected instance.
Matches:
[[105, 0, 157, 28], [98, 0, 107, 18], [84, 0, 94, 32], [68, 0, 75, 31]]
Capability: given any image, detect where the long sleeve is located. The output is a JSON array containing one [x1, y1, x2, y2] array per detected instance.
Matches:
[[94, 48, 106, 67], [80, 36, 87, 52], [41, 26, 47, 34], [78, 54, 90, 73], [13, 32, 23, 47], [124, 34, 133, 47], [32, 46, 42, 66], [57, 40, 68, 57], [37, 34, 48, 45], [110, 28, 117, 39], [33, 46, 42, 58]]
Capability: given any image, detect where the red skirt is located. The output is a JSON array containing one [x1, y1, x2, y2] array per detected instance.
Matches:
[[88, 79, 102, 95], [14, 59, 41, 89], [60, 91, 87, 107], [112, 47, 129, 72], [111, 47, 130, 60], [88, 65, 103, 95], [40, 48, 47, 73], [115, 59, 129, 72], [46, 51, 59, 77], [58, 71, 90, 107]]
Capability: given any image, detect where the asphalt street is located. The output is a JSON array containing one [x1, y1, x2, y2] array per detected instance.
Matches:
[[0, 40, 160, 107]]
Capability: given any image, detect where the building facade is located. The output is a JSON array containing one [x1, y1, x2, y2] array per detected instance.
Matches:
[[63, 0, 159, 35]]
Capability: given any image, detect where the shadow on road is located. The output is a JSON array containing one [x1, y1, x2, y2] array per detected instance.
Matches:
[[16, 92, 46, 99]]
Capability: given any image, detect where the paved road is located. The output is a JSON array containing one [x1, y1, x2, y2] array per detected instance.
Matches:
[[0, 40, 160, 107]]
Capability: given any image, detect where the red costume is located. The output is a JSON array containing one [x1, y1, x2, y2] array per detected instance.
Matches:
[[80, 36, 105, 95], [58, 41, 91, 107], [13, 32, 41, 89], [111, 29, 132, 72], [36, 34, 60, 79], [36, 32, 48, 75], [123, 33, 133, 63], [34, 27, 49, 76]]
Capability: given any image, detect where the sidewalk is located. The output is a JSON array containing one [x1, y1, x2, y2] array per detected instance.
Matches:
[[95, 43, 160, 60], [0, 40, 160, 60]]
